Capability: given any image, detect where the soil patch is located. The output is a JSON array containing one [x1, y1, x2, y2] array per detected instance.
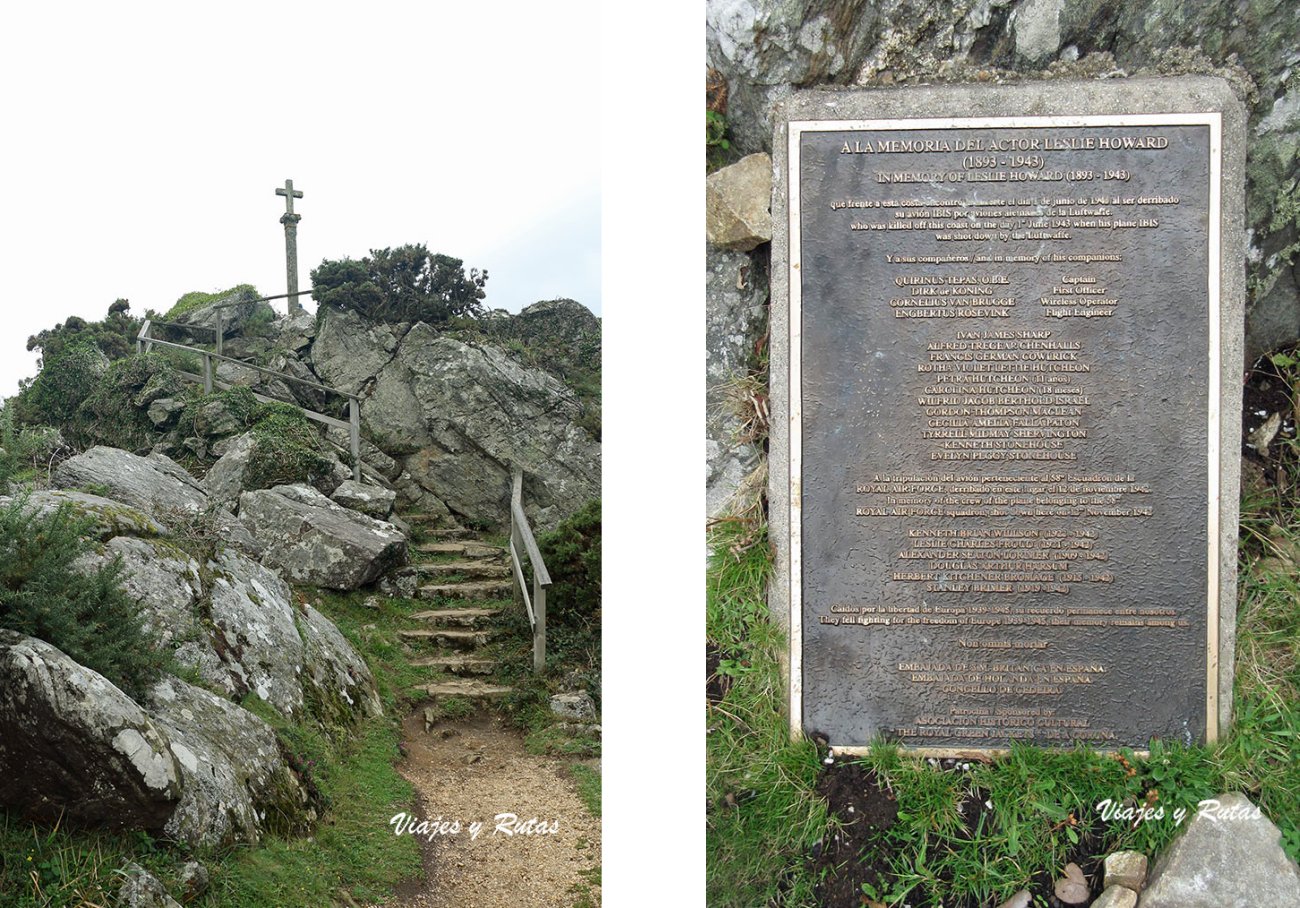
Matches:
[[809, 758, 1108, 908], [372, 712, 600, 908]]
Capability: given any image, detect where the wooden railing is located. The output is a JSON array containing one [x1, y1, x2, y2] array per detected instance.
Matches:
[[136, 318, 363, 482], [509, 468, 552, 674]]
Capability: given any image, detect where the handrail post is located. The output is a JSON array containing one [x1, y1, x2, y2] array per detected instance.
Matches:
[[533, 577, 546, 674], [348, 397, 361, 482], [202, 352, 213, 394], [215, 310, 223, 357]]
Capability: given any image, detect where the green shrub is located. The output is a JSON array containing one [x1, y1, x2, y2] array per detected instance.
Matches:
[[0, 497, 166, 699], [26, 299, 141, 366], [13, 341, 107, 429], [165, 284, 258, 320], [535, 499, 601, 686], [245, 405, 334, 490], [311, 243, 487, 324], [72, 353, 183, 451]]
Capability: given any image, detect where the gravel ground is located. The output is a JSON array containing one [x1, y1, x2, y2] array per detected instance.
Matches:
[[374, 711, 601, 908]]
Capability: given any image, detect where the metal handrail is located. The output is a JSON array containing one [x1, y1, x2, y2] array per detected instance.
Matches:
[[509, 468, 551, 674], [136, 318, 363, 482]]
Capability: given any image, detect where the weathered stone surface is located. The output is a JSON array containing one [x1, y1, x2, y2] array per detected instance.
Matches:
[[708, 0, 1300, 364], [1104, 851, 1148, 892], [204, 549, 306, 717], [146, 397, 184, 428], [1093, 885, 1137, 908], [177, 862, 210, 902], [239, 484, 408, 590], [310, 305, 403, 395], [274, 306, 318, 353], [385, 328, 599, 531], [1139, 792, 1300, 907], [3, 490, 167, 540], [118, 863, 183, 908], [299, 604, 382, 722], [100, 537, 203, 650], [706, 245, 768, 518], [215, 360, 295, 404], [202, 431, 255, 506], [146, 676, 313, 847], [707, 152, 773, 251], [53, 447, 208, 518], [549, 691, 597, 721], [0, 632, 181, 830], [172, 286, 274, 337], [331, 478, 396, 519], [1053, 861, 1089, 904]]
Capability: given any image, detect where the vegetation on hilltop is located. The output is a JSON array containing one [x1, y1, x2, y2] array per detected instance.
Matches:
[[26, 298, 140, 366], [311, 243, 487, 324]]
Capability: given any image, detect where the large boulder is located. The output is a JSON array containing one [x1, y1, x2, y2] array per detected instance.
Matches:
[[370, 327, 600, 531], [310, 305, 406, 395], [203, 549, 309, 717], [146, 676, 315, 847], [238, 483, 408, 589], [299, 604, 383, 723], [201, 431, 256, 506], [53, 447, 208, 518], [0, 632, 182, 830], [330, 478, 396, 519], [1139, 792, 1300, 906], [4, 489, 167, 540]]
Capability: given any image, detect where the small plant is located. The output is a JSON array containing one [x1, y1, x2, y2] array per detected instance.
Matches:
[[707, 109, 734, 172], [0, 496, 168, 699]]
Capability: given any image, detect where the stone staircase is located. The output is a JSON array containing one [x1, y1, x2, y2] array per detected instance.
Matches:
[[397, 514, 516, 707]]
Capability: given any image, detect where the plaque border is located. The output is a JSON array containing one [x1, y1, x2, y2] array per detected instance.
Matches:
[[786, 112, 1224, 756]]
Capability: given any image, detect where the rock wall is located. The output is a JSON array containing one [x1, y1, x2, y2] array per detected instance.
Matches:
[[706, 0, 1300, 514]]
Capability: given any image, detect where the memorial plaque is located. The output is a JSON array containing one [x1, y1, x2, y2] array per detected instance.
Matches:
[[771, 79, 1245, 754]]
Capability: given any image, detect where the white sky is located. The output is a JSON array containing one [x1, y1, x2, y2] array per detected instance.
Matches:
[[0, 3, 704, 902], [0, 3, 600, 396]]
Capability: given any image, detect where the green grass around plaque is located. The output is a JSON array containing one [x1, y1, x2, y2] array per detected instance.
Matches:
[[705, 494, 1300, 908]]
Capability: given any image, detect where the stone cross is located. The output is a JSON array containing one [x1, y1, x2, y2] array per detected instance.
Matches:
[[276, 179, 304, 313]]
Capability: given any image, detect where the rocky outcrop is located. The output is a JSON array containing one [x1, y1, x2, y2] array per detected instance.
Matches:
[[147, 676, 314, 847], [372, 326, 599, 530], [308, 303, 600, 531], [201, 431, 256, 506], [300, 604, 383, 723], [706, 0, 1300, 361], [239, 483, 408, 589], [311, 305, 404, 396], [0, 632, 182, 831], [171, 286, 274, 338], [706, 246, 768, 518], [331, 478, 396, 519], [8, 489, 167, 539], [118, 864, 183, 908], [53, 446, 208, 517], [204, 549, 310, 717]]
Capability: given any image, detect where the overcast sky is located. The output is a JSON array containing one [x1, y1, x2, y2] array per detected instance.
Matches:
[[0, 2, 703, 899], [0, 3, 600, 396]]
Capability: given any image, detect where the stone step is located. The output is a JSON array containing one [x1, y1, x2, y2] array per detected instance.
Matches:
[[411, 524, 474, 540], [410, 654, 499, 676], [415, 541, 507, 560], [416, 680, 514, 702], [415, 559, 511, 579], [398, 628, 494, 650], [418, 579, 513, 601], [409, 607, 502, 627]]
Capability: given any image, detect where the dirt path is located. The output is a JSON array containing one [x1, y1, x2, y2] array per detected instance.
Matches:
[[377, 711, 601, 908]]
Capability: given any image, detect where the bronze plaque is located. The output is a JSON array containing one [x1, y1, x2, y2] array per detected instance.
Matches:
[[789, 115, 1223, 752]]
